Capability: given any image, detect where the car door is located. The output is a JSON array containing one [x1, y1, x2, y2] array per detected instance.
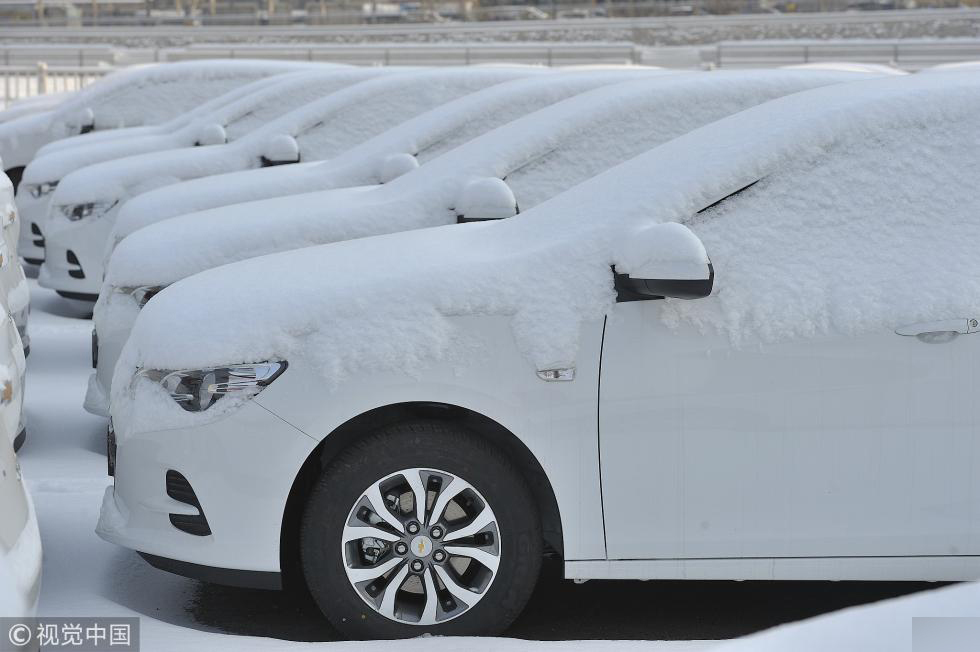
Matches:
[[598, 299, 980, 561]]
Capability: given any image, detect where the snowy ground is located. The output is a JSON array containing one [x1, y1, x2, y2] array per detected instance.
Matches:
[[15, 280, 932, 650]]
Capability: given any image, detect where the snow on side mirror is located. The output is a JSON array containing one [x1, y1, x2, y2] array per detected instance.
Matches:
[[379, 153, 418, 183], [261, 134, 300, 167], [67, 107, 95, 135], [613, 222, 713, 302], [455, 178, 518, 223], [195, 123, 227, 147]]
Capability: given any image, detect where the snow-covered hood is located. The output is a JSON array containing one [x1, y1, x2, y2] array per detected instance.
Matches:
[[52, 142, 256, 206], [36, 125, 165, 158], [106, 68, 875, 289], [0, 112, 58, 169], [23, 134, 181, 185], [117, 73, 980, 392], [111, 162, 325, 244]]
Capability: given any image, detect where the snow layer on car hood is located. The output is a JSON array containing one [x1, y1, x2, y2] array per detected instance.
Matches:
[[54, 67, 540, 205], [108, 68, 679, 241], [116, 73, 980, 395], [106, 69, 872, 288]]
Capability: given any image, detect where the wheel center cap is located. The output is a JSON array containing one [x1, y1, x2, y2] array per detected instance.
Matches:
[[410, 535, 433, 558]]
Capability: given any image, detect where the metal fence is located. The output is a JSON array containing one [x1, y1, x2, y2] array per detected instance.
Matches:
[[0, 63, 113, 108]]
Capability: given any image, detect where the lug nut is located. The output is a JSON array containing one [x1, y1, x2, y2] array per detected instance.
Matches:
[[430, 525, 444, 539], [433, 550, 446, 563], [394, 542, 408, 555], [407, 522, 420, 534], [410, 560, 424, 573]]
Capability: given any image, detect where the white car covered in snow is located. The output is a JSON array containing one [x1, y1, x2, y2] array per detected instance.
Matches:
[[98, 72, 980, 638], [0, 60, 322, 192], [0, 411, 41, 623], [0, 166, 28, 354], [16, 67, 378, 267], [89, 69, 870, 417], [38, 66, 544, 302]]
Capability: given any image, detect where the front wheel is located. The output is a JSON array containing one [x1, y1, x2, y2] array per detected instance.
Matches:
[[299, 420, 542, 639]]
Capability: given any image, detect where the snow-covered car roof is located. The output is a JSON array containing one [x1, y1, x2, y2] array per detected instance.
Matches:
[[107, 68, 873, 288], [109, 67, 679, 240], [53, 67, 545, 205], [115, 72, 980, 393], [23, 69, 393, 185], [0, 60, 335, 169]]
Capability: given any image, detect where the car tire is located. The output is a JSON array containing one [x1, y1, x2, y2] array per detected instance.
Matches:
[[299, 420, 542, 639]]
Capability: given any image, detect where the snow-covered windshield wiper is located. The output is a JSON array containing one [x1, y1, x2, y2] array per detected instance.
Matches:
[[696, 178, 762, 215]]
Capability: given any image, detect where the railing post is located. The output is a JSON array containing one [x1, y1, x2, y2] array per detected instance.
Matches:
[[37, 61, 48, 95]]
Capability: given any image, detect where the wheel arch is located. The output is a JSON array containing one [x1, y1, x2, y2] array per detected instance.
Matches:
[[279, 401, 564, 587]]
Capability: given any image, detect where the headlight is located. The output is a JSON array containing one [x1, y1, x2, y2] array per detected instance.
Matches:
[[120, 285, 165, 309], [139, 361, 287, 413], [2, 206, 16, 228], [59, 200, 116, 222], [25, 181, 58, 199]]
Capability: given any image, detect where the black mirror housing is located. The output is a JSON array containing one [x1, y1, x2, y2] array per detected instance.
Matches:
[[614, 263, 714, 302]]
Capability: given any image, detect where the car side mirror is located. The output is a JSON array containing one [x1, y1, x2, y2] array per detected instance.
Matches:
[[379, 153, 418, 183], [455, 178, 518, 223], [67, 107, 95, 135], [613, 222, 713, 301], [261, 134, 300, 167], [195, 123, 227, 147]]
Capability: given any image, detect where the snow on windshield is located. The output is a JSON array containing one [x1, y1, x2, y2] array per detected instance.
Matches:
[[115, 74, 980, 406], [220, 69, 393, 140]]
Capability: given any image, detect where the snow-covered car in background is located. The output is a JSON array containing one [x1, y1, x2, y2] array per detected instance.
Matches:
[[17, 67, 382, 267], [0, 410, 41, 623], [15, 72, 313, 266], [38, 67, 545, 302], [0, 167, 28, 355], [89, 69, 870, 417], [105, 67, 674, 248], [0, 59, 326, 191], [98, 72, 980, 638]]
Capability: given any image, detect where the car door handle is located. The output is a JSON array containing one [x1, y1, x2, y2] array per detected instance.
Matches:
[[895, 318, 980, 337]]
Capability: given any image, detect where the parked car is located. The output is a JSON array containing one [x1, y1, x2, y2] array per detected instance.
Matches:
[[0, 59, 328, 191], [97, 72, 979, 638], [89, 69, 870, 417], [17, 67, 387, 267], [0, 410, 41, 621], [0, 166, 28, 355], [38, 67, 545, 302], [105, 67, 674, 261]]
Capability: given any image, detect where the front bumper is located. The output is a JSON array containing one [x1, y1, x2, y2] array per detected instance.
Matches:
[[96, 400, 318, 576], [37, 204, 117, 299], [86, 293, 139, 417], [14, 193, 50, 266]]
